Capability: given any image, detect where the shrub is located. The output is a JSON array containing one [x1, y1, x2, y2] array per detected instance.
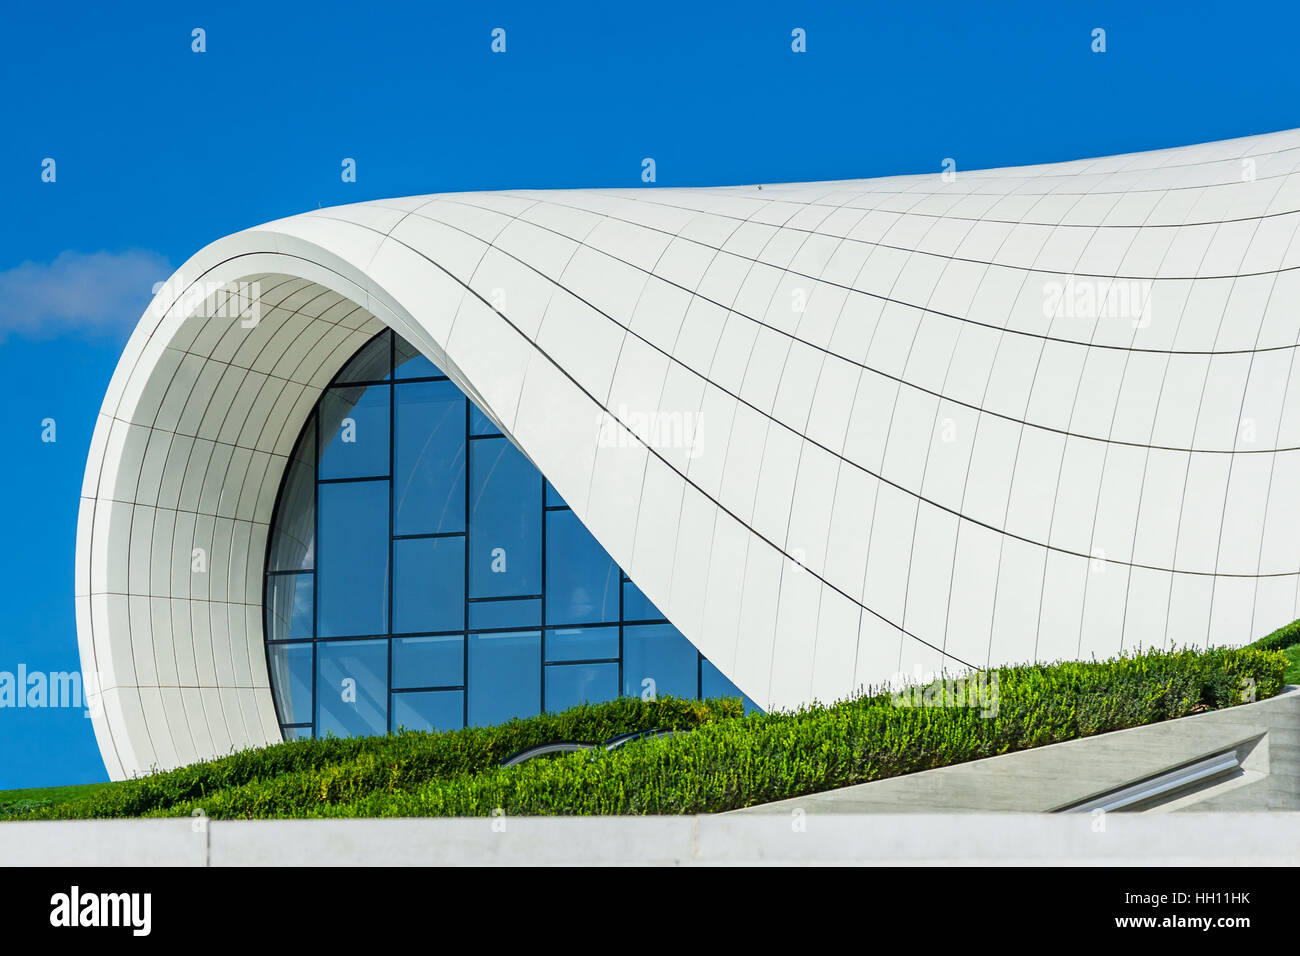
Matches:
[[1249, 617, 1300, 653], [0, 799, 51, 820], [15, 645, 1284, 820], [310, 646, 1286, 817], [30, 697, 739, 821]]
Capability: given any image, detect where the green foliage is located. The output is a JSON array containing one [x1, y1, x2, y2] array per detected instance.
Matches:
[[24, 697, 737, 821], [1245, 617, 1300, 683], [0, 781, 114, 820], [9, 646, 1285, 820], [1277, 644, 1300, 685], [0, 799, 53, 819], [1249, 616, 1300, 654], [315, 646, 1285, 818]]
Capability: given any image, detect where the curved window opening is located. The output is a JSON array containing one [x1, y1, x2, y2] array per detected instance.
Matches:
[[264, 329, 759, 739]]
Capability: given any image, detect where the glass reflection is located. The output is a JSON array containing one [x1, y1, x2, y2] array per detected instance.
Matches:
[[469, 437, 541, 598], [318, 480, 389, 638], [316, 639, 387, 737], [319, 385, 389, 480], [394, 380, 465, 535], [546, 662, 618, 712], [264, 330, 760, 741]]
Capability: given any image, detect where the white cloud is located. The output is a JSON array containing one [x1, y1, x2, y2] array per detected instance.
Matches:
[[0, 249, 172, 340]]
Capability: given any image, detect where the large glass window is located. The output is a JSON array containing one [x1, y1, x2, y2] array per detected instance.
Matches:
[[469, 437, 541, 598], [267, 417, 315, 572], [546, 662, 619, 712], [468, 631, 541, 726], [319, 385, 389, 480], [545, 627, 619, 663], [317, 479, 389, 638], [469, 597, 541, 631], [392, 690, 463, 733], [266, 573, 313, 640], [316, 639, 388, 737], [391, 635, 463, 689], [393, 536, 464, 634], [268, 642, 313, 726], [394, 380, 465, 535], [263, 330, 760, 741], [623, 624, 699, 700], [545, 510, 619, 625]]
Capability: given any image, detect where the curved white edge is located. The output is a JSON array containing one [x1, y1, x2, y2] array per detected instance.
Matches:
[[79, 129, 1300, 778]]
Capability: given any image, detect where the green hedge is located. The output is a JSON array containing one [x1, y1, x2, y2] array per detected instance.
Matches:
[[13, 645, 1285, 820], [161, 645, 1288, 819], [306, 646, 1287, 817], [1250, 617, 1300, 654], [24, 697, 739, 821]]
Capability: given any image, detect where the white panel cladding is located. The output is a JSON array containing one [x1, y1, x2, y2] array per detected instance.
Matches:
[[78, 127, 1300, 779]]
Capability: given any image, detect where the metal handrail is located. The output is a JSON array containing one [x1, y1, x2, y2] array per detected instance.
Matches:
[[497, 727, 682, 767], [497, 741, 593, 768]]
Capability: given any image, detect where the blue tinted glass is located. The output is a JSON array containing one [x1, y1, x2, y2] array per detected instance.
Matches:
[[545, 480, 567, 509], [392, 690, 464, 732], [267, 332, 763, 742], [469, 405, 502, 436], [394, 381, 465, 534], [393, 537, 465, 634], [269, 642, 313, 724], [268, 417, 315, 571], [334, 330, 391, 383], [469, 438, 541, 597], [392, 635, 463, 689], [623, 579, 666, 621], [318, 481, 389, 637], [700, 657, 761, 713], [283, 725, 314, 741], [469, 598, 541, 631], [319, 385, 390, 480], [316, 639, 388, 737], [394, 335, 442, 379], [545, 510, 619, 625], [546, 663, 619, 712], [266, 573, 313, 641], [545, 627, 619, 663], [468, 631, 540, 725], [623, 624, 698, 699]]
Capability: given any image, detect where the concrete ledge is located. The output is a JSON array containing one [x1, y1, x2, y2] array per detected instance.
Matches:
[[3, 813, 1300, 866], [0, 819, 205, 866], [736, 687, 1300, 815]]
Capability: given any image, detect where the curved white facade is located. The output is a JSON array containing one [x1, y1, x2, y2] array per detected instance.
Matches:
[[79, 129, 1300, 778]]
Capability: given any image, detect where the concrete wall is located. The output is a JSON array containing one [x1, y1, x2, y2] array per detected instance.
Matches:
[[3, 812, 1299, 866]]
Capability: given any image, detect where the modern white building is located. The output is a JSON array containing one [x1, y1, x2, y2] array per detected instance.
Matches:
[[78, 129, 1300, 779]]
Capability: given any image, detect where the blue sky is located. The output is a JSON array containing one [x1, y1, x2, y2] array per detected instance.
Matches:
[[2, 0, 1297, 788]]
